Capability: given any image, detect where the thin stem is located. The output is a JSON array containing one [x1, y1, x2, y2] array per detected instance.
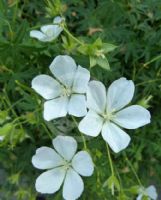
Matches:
[[63, 26, 84, 46], [124, 153, 142, 186], [71, 116, 87, 150], [3, 89, 24, 132], [136, 78, 161, 86], [41, 123, 52, 140], [143, 54, 161, 66], [106, 143, 114, 176]]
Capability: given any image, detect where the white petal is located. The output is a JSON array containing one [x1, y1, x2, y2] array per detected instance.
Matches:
[[107, 77, 135, 111], [31, 74, 62, 100], [102, 122, 131, 153], [49, 55, 77, 87], [35, 167, 66, 194], [146, 185, 158, 200], [52, 136, 77, 161], [87, 81, 106, 114], [72, 151, 94, 176], [30, 30, 46, 41], [53, 16, 64, 24], [68, 94, 87, 117], [41, 25, 62, 40], [72, 65, 90, 93], [44, 96, 68, 121], [78, 110, 103, 137], [136, 194, 143, 200], [113, 105, 151, 129], [32, 147, 64, 170], [63, 168, 84, 200]]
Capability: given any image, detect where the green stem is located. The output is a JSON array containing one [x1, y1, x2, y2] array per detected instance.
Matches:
[[106, 143, 114, 176], [4, 89, 24, 132], [124, 153, 142, 186], [71, 116, 87, 150], [136, 78, 161, 86], [143, 54, 161, 66], [63, 26, 84, 46], [41, 123, 52, 140]]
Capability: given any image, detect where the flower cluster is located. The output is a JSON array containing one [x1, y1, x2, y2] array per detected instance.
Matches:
[[31, 54, 154, 199]]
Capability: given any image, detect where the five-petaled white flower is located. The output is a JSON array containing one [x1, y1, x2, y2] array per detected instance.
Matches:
[[30, 16, 64, 42], [136, 185, 158, 200], [32, 55, 90, 121], [32, 136, 94, 200], [79, 78, 151, 153]]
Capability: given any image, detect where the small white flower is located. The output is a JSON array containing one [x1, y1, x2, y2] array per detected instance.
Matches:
[[30, 16, 64, 42], [79, 78, 151, 153], [137, 185, 158, 200], [0, 136, 4, 141], [32, 55, 90, 121], [32, 136, 94, 200]]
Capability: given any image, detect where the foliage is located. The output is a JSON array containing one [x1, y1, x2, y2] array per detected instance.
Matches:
[[0, 0, 161, 199]]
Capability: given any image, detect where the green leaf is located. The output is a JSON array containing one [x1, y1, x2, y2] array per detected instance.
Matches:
[[90, 56, 97, 67], [97, 56, 110, 70], [0, 110, 8, 124], [103, 175, 120, 195], [103, 43, 117, 53], [0, 123, 13, 136], [129, 185, 140, 194]]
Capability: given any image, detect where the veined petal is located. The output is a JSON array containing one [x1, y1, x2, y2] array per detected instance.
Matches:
[[102, 122, 131, 153], [72, 151, 94, 177], [68, 94, 87, 117], [87, 81, 106, 114], [146, 185, 158, 200], [113, 105, 151, 129], [72, 65, 90, 93], [30, 30, 46, 41], [41, 24, 62, 40], [43, 96, 68, 121], [35, 167, 66, 194], [52, 136, 77, 161], [78, 110, 103, 137], [63, 168, 84, 200], [107, 77, 135, 112], [32, 147, 64, 170], [31, 74, 62, 100], [49, 55, 77, 87]]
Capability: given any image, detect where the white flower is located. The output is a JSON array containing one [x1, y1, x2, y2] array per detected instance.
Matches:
[[32, 136, 94, 200], [79, 78, 151, 153], [32, 55, 90, 121], [0, 136, 4, 141], [137, 185, 158, 200], [30, 16, 64, 42]]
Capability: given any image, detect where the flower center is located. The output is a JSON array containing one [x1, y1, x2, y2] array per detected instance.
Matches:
[[45, 29, 53, 37], [64, 161, 72, 170], [61, 86, 72, 97], [102, 112, 114, 122]]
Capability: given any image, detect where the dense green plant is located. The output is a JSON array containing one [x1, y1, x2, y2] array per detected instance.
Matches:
[[0, 0, 161, 199]]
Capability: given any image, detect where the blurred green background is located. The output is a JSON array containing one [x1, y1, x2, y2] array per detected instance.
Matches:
[[0, 0, 161, 199]]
